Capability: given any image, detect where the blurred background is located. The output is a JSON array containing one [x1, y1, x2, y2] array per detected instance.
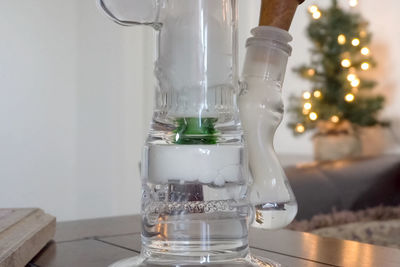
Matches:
[[1, 0, 399, 222]]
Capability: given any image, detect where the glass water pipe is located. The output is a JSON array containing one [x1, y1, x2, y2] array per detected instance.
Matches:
[[98, 1, 297, 266]]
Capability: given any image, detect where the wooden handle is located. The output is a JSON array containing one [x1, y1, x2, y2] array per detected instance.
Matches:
[[259, 0, 300, 30]]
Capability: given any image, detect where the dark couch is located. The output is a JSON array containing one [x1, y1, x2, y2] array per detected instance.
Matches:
[[285, 155, 400, 220]]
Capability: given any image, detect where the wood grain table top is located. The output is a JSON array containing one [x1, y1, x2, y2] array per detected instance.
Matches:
[[29, 215, 400, 267]]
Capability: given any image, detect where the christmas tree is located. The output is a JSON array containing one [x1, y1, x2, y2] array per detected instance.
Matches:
[[288, 0, 386, 135]]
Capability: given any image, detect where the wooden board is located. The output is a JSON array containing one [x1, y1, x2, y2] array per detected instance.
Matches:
[[0, 208, 55, 267]]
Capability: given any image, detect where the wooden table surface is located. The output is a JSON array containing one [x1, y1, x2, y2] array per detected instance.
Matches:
[[29, 215, 400, 267]]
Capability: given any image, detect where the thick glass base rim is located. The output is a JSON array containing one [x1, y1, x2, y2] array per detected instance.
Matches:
[[109, 254, 280, 267]]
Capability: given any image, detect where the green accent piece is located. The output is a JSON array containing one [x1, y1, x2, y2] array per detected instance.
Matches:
[[173, 118, 218, 144]]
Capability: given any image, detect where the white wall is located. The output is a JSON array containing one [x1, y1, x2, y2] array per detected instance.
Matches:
[[358, 0, 400, 153], [1, 1, 80, 220], [1, 0, 399, 221], [0, 0, 145, 221], [74, 0, 146, 220]]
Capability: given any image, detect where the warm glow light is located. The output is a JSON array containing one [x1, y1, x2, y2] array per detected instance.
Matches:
[[296, 123, 305, 133], [345, 93, 355, 102], [341, 59, 351, 68], [307, 68, 316, 76], [361, 62, 370, 70], [347, 74, 357, 82], [351, 78, 360, 87], [361, 47, 370, 55], [360, 30, 367, 38], [331, 115, 340, 123], [309, 112, 318, 121], [303, 91, 311, 100], [337, 34, 346, 45], [314, 90, 322, 98], [302, 108, 310, 115], [304, 102, 312, 110], [308, 5, 319, 13], [349, 0, 358, 7], [351, 38, 360, 46], [312, 11, 321, 19]]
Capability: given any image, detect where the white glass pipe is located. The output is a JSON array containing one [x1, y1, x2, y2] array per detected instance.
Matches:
[[239, 26, 297, 229]]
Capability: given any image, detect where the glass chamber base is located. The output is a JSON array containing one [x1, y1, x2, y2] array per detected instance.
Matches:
[[109, 255, 280, 267]]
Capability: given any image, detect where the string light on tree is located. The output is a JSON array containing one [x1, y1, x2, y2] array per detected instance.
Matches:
[[341, 59, 351, 68], [313, 90, 322, 98], [312, 11, 322, 20], [330, 115, 340, 123], [349, 0, 358, 7], [345, 93, 355, 102], [361, 62, 370, 70], [309, 112, 318, 121], [303, 91, 311, 99], [307, 68, 316, 76], [361, 47, 370, 55], [337, 34, 346, 45], [351, 78, 360, 87], [351, 38, 360, 46], [308, 5, 319, 14], [347, 74, 356, 82], [360, 30, 367, 38], [304, 102, 312, 110], [295, 123, 305, 133]]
